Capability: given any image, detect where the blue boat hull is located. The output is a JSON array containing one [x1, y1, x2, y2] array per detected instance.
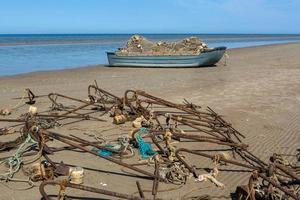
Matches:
[[107, 47, 226, 67]]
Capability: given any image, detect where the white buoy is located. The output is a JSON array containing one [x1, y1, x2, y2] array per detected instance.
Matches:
[[69, 167, 84, 184], [28, 106, 38, 115]]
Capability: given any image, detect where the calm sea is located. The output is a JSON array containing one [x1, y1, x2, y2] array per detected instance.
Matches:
[[0, 34, 300, 76]]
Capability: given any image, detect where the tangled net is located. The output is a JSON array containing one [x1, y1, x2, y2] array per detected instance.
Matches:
[[116, 35, 209, 56]]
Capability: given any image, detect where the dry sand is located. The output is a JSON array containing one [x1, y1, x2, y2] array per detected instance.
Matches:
[[0, 43, 299, 200]]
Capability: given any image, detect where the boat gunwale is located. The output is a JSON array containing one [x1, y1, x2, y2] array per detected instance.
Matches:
[[106, 46, 227, 58]]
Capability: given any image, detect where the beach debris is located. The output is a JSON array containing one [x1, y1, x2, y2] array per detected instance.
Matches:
[[69, 167, 84, 184], [195, 167, 225, 188], [39, 179, 145, 200], [28, 105, 38, 115], [132, 116, 146, 128], [100, 182, 107, 187], [0, 133, 39, 182], [136, 181, 145, 199], [116, 35, 209, 56], [23, 161, 55, 182], [0, 107, 11, 115], [24, 88, 36, 105], [113, 114, 127, 124], [0, 83, 299, 199], [161, 162, 192, 185], [0, 127, 16, 135], [0, 89, 38, 117], [136, 128, 158, 159]]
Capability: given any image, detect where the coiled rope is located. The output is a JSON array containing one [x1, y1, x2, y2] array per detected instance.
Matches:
[[0, 133, 42, 189]]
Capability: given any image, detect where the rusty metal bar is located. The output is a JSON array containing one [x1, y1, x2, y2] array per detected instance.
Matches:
[[0, 118, 26, 123], [47, 93, 105, 121], [39, 180, 144, 200], [258, 173, 300, 200], [56, 103, 106, 122], [42, 130, 163, 180], [171, 132, 247, 149], [88, 85, 123, 103], [275, 163, 300, 181], [149, 133, 167, 156], [152, 159, 159, 199], [136, 181, 145, 199], [207, 106, 245, 139], [131, 90, 211, 116], [166, 115, 224, 140], [48, 93, 88, 105], [36, 114, 91, 120], [58, 102, 92, 117], [69, 134, 121, 154], [175, 148, 259, 177]]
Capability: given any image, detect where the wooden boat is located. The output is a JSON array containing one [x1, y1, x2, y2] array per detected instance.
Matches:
[[107, 46, 226, 67]]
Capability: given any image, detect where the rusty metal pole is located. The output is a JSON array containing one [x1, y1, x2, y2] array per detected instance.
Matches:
[[207, 106, 245, 139], [0, 118, 26, 123], [258, 173, 300, 200], [69, 134, 121, 154], [136, 181, 145, 199], [39, 180, 145, 200], [48, 93, 88, 105], [42, 130, 163, 180], [152, 158, 159, 200], [132, 90, 211, 116], [88, 85, 123, 104], [171, 131, 247, 149], [175, 148, 259, 178], [150, 133, 167, 156], [275, 163, 300, 181]]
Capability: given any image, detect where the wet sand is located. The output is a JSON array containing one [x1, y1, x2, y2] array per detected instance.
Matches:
[[0, 43, 300, 199]]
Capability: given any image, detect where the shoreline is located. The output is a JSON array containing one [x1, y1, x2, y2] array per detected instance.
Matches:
[[0, 42, 299, 199], [1, 42, 299, 79]]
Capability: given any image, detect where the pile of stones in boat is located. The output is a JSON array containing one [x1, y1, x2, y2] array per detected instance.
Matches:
[[116, 35, 209, 56], [0, 82, 299, 200]]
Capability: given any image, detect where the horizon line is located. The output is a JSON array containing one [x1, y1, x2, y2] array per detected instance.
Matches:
[[1, 33, 300, 35]]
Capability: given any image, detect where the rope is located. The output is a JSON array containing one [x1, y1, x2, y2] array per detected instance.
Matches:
[[195, 154, 224, 188], [11, 89, 27, 111], [83, 132, 106, 143], [0, 177, 35, 191], [38, 118, 61, 129], [0, 89, 28, 116], [91, 135, 134, 158], [0, 127, 16, 136], [162, 162, 192, 185], [0, 134, 39, 181]]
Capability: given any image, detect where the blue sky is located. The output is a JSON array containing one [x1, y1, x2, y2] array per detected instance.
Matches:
[[0, 0, 299, 34]]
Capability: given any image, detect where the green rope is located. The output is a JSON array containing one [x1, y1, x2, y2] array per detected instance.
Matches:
[[0, 134, 38, 181]]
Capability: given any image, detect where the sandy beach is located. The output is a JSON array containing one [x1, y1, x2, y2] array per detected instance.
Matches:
[[0, 43, 300, 199]]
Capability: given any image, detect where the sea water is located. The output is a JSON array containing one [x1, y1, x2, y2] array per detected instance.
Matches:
[[0, 34, 300, 76]]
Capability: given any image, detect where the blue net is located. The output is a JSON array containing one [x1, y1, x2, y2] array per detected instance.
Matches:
[[92, 145, 113, 157], [136, 127, 157, 159]]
